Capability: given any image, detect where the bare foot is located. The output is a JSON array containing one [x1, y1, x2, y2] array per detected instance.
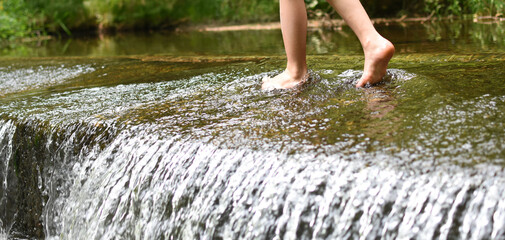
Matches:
[[262, 69, 308, 90], [356, 36, 395, 88]]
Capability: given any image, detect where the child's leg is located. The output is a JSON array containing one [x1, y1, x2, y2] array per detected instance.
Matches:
[[326, 0, 395, 87], [262, 0, 308, 90]]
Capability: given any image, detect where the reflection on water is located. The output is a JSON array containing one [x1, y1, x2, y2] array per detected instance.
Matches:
[[1, 20, 505, 239], [2, 19, 505, 57]]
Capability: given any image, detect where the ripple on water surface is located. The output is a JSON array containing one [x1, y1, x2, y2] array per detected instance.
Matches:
[[0, 56, 504, 167], [0, 64, 95, 96], [1, 55, 505, 239]]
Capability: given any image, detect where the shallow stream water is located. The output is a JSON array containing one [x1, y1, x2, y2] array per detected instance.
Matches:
[[1, 19, 505, 239]]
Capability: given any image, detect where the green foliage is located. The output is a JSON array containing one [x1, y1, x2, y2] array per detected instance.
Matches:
[[26, 0, 89, 34], [423, 0, 505, 16], [1, 0, 90, 39], [0, 0, 31, 39], [424, 0, 465, 16], [85, 0, 176, 29], [82, 0, 279, 30], [1, 0, 505, 41], [169, 0, 279, 24], [467, 0, 505, 16], [216, 0, 279, 23]]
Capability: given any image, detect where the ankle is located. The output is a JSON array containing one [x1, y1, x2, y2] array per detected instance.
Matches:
[[361, 32, 384, 49], [285, 66, 307, 80]]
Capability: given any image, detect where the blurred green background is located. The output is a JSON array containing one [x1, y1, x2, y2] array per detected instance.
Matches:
[[1, 0, 504, 40]]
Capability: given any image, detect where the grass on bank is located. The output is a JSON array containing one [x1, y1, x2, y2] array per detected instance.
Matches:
[[1, 0, 505, 41]]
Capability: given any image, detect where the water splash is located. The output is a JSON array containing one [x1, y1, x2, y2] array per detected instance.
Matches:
[[0, 55, 504, 239], [0, 65, 95, 97]]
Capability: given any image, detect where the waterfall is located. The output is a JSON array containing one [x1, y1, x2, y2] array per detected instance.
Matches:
[[1, 56, 505, 239], [0, 118, 504, 239]]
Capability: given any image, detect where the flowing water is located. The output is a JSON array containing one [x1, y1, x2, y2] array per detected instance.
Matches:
[[1, 19, 505, 239]]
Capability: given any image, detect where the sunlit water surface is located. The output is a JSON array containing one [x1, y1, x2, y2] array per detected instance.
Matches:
[[0, 20, 505, 239]]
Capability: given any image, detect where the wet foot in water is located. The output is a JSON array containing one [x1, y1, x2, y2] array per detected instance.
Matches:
[[262, 69, 308, 90], [356, 36, 395, 88]]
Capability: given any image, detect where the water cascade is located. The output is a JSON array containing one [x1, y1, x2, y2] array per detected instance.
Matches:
[[1, 20, 505, 239]]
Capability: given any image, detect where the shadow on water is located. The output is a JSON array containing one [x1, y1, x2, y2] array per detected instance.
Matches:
[[0, 19, 505, 239]]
